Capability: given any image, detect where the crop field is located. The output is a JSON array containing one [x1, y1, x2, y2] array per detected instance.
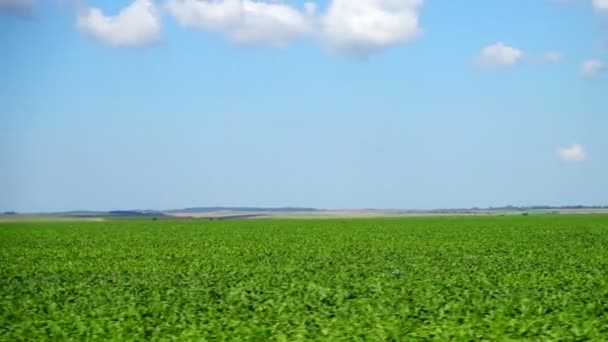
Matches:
[[1, 215, 608, 340]]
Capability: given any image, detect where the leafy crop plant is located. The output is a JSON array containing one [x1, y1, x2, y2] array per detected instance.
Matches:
[[1, 215, 608, 340]]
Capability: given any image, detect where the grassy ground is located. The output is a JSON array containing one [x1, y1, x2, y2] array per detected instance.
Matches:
[[1, 215, 608, 340]]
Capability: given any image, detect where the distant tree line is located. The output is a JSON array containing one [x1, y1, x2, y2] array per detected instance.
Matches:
[[487, 205, 608, 211]]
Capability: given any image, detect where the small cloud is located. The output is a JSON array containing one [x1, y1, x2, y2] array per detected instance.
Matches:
[[557, 144, 587, 162], [475, 42, 524, 68], [580, 59, 605, 78], [542, 51, 564, 64], [77, 0, 161, 48]]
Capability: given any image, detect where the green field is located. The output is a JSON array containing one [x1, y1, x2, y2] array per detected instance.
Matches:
[[1, 216, 608, 340]]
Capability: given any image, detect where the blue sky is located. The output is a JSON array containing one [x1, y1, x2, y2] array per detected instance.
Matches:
[[1, 0, 607, 212]]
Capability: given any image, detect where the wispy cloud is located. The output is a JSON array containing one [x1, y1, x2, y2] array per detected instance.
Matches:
[[593, 0, 608, 12], [580, 59, 605, 78], [474, 43, 565, 68], [542, 51, 564, 64], [557, 144, 587, 162]]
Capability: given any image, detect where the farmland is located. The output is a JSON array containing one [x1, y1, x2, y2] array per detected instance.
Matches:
[[1, 215, 608, 340]]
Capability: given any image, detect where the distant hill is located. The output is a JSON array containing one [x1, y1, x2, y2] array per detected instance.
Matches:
[[167, 207, 320, 214], [48, 211, 107, 217], [107, 211, 164, 217], [44, 210, 165, 218], [3, 205, 607, 220]]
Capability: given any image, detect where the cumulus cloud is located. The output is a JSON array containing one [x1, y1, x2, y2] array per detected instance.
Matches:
[[320, 0, 423, 56], [593, 0, 608, 11], [475, 42, 524, 68], [558, 144, 587, 162], [165, 0, 425, 54], [77, 0, 161, 48], [581, 59, 605, 77], [165, 0, 314, 47]]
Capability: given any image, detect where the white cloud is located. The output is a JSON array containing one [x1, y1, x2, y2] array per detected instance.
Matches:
[[166, 0, 314, 47], [320, 0, 423, 56], [165, 0, 425, 54], [542, 51, 564, 63], [558, 144, 587, 162], [77, 0, 161, 48], [593, 0, 608, 11], [581, 59, 605, 77], [475, 42, 524, 68]]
